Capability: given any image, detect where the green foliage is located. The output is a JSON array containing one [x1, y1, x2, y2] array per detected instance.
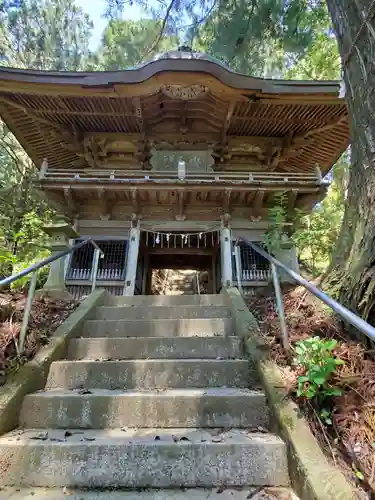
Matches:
[[105, 0, 335, 78], [264, 193, 294, 254], [0, 0, 93, 285], [99, 19, 178, 70], [293, 158, 348, 275], [0, 0, 93, 70], [0, 121, 52, 279], [294, 336, 344, 402]]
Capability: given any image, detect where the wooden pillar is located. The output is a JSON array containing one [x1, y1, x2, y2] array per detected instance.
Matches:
[[212, 254, 217, 294], [124, 217, 140, 296], [142, 253, 149, 295]]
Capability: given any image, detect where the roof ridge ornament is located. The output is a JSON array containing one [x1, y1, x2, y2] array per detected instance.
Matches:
[[160, 84, 208, 100]]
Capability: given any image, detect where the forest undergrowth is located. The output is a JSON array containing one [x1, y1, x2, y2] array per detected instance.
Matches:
[[247, 286, 375, 498], [0, 293, 77, 383]]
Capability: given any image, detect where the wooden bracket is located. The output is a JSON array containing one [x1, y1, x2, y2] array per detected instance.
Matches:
[[97, 188, 113, 220], [223, 188, 232, 214], [63, 187, 79, 218], [253, 190, 265, 213], [130, 188, 140, 215]]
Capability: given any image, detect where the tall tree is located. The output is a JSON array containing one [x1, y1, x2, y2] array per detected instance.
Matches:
[[106, 0, 331, 77], [99, 19, 178, 70], [0, 0, 93, 70], [323, 0, 375, 327], [0, 0, 93, 278]]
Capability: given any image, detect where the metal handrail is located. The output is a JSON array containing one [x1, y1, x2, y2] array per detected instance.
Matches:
[[235, 237, 375, 351], [0, 238, 104, 355], [195, 271, 200, 296]]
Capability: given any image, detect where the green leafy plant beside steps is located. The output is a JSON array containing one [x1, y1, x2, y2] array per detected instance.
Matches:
[[293, 336, 344, 424]]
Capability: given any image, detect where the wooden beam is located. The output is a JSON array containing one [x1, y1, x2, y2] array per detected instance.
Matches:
[[40, 182, 320, 194], [147, 247, 213, 255], [88, 131, 282, 147], [0, 95, 62, 130], [302, 115, 346, 139]]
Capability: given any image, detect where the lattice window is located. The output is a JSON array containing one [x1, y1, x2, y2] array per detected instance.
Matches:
[[96, 241, 127, 281], [238, 241, 271, 281], [66, 241, 95, 280], [67, 239, 127, 281]]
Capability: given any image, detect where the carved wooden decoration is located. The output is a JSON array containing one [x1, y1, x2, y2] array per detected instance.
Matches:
[[160, 84, 208, 100], [51, 128, 109, 168], [223, 189, 232, 214], [97, 188, 113, 220], [63, 188, 79, 218], [212, 143, 232, 170], [135, 139, 152, 170], [130, 188, 140, 214]]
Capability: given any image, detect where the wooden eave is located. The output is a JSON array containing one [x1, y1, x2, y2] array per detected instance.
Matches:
[[40, 179, 325, 221], [0, 57, 350, 179]]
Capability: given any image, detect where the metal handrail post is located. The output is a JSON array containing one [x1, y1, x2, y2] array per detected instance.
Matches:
[[18, 271, 38, 354], [196, 271, 200, 295], [91, 248, 100, 292], [0, 238, 104, 357], [0, 239, 103, 289], [237, 237, 375, 344], [271, 262, 290, 352], [234, 244, 244, 295]]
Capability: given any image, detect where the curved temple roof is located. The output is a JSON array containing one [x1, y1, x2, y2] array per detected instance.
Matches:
[[0, 49, 349, 177], [0, 49, 342, 95]]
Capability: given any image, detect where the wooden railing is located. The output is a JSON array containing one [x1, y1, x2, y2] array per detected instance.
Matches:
[[39, 167, 326, 186]]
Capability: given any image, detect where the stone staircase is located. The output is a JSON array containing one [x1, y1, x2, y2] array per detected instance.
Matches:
[[164, 269, 197, 295], [0, 294, 291, 498]]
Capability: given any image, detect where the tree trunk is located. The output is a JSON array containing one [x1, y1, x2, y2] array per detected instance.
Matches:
[[325, 0, 375, 343]]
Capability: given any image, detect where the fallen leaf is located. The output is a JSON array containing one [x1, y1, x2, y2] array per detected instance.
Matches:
[[246, 487, 263, 499], [31, 432, 48, 441]]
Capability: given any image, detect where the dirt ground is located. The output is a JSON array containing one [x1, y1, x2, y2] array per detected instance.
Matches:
[[0, 292, 77, 383], [246, 285, 375, 499]]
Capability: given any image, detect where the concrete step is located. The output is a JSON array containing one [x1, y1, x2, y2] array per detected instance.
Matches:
[[20, 388, 267, 429], [0, 428, 289, 488], [0, 487, 298, 499], [167, 284, 194, 290], [92, 305, 231, 321], [68, 336, 242, 360], [46, 359, 251, 390], [82, 318, 233, 338], [107, 294, 227, 307]]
